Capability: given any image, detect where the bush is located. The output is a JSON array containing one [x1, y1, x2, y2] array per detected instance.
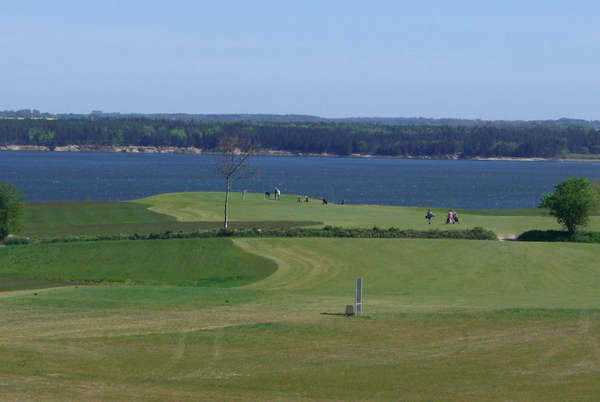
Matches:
[[518, 230, 600, 243], [216, 228, 235, 237], [540, 177, 599, 234], [0, 183, 24, 241], [2, 236, 30, 245]]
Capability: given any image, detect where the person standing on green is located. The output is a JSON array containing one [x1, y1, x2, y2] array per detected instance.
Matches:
[[425, 209, 434, 224]]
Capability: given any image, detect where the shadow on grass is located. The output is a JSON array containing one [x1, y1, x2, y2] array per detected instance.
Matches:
[[320, 312, 357, 317]]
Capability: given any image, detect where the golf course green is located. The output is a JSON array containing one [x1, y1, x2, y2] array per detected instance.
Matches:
[[137, 191, 600, 236], [1, 192, 599, 400]]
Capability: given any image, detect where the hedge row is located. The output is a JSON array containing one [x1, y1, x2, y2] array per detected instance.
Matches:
[[3, 226, 497, 246], [518, 230, 600, 243]]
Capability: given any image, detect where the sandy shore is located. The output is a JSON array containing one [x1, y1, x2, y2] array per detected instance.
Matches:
[[0, 144, 204, 154], [1, 144, 600, 162]]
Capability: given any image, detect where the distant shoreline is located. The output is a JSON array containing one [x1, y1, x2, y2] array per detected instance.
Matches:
[[2, 144, 600, 163]]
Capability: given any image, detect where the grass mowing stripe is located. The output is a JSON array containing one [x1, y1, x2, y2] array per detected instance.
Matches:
[[236, 238, 600, 310]]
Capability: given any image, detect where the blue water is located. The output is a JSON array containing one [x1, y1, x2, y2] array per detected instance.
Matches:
[[1, 151, 599, 209]]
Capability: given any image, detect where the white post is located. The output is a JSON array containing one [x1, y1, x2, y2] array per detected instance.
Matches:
[[355, 277, 363, 315]]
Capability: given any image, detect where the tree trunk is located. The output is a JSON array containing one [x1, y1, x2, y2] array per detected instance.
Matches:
[[224, 177, 230, 229]]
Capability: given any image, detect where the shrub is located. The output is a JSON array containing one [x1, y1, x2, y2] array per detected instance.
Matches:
[[217, 228, 235, 237], [0, 183, 24, 241], [2, 236, 30, 245], [4, 226, 498, 246], [518, 230, 600, 243], [540, 177, 599, 234]]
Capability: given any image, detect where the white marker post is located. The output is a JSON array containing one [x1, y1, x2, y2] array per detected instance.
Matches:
[[355, 277, 363, 315]]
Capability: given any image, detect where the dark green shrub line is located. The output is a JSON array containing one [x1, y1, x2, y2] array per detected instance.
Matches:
[[518, 230, 600, 243], [3, 237, 31, 245], [2, 226, 497, 246]]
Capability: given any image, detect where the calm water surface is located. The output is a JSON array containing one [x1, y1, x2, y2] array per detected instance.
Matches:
[[2, 151, 600, 209]]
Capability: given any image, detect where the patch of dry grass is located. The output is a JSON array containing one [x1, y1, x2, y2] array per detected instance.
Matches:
[[1, 299, 599, 400]]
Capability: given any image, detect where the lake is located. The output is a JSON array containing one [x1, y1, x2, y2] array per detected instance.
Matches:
[[1, 151, 599, 209]]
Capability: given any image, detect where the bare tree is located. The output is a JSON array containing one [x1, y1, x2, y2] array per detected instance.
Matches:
[[216, 136, 258, 229]]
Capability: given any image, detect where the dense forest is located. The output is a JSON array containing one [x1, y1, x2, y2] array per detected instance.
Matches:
[[1, 114, 600, 158]]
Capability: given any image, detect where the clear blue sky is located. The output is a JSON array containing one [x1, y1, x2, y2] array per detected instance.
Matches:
[[1, 0, 598, 119]]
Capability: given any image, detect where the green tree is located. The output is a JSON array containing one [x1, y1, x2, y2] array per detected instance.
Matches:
[[541, 177, 599, 234], [0, 183, 24, 241]]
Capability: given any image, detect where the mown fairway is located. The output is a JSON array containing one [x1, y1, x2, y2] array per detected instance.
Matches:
[[21, 200, 319, 238], [236, 238, 600, 309], [19, 192, 600, 239], [1, 234, 600, 400], [138, 192, 600, 236]]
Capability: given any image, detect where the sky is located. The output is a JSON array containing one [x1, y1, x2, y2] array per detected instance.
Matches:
[[1, 0, 599, 120]]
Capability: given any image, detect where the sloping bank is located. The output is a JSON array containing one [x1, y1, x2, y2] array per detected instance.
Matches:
[[0, 238, 277, 287]]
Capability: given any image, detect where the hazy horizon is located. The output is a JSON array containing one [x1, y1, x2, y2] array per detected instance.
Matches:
[[2, 1, 599, 120]]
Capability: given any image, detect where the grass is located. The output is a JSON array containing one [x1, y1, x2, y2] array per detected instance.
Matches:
[[0, 286, 265, 311], [21, 201, 175, 237], [0, 278, 75, 292], [3, 192, 600, 399], [137, 192, 600, 236], [1, 237, 600, 399], [2, 305, 598, 401], [23, 200, 173, 227], [0, 238, 276, 287], [21, 200, 320, 238], [20, 192, 600, 239], [234, 238, 600, 310], [5, 237, 599, 309], [455, 207, 551, 216]]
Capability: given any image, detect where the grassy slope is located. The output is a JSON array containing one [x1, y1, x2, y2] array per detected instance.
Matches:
[[3, 193, 600, 400], [1, 238, 600, 399], [0, 238, 277, 287], [21, 200, 319, 238], [4, 237, 598, 308], [138, 192, 600, 235]]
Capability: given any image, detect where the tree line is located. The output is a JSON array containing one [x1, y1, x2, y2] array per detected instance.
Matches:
[[1, 117, 600, 158]]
